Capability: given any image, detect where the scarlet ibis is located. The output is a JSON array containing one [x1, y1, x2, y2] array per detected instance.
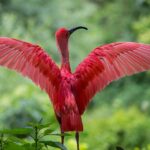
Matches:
[[0, 26, 150, 150]]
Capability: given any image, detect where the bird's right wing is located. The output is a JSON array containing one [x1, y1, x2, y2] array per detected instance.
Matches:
[[73, 42, 150, 114], [0, 37, 61, 102]]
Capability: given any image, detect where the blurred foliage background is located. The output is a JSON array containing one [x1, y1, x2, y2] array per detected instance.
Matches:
[[0, 0, 150, 149]]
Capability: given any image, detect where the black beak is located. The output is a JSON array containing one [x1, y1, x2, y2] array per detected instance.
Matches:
[[69, 26, 88, 35]]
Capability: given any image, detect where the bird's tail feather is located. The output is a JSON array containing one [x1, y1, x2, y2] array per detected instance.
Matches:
[[61, 113, 83, 132]]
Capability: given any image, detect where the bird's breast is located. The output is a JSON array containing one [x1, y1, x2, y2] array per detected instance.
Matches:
[[54, 73, 78, 115]]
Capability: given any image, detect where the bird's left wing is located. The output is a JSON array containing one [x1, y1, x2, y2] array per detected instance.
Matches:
[[0, 37, 61, 101], [73, 42, 150, 114]]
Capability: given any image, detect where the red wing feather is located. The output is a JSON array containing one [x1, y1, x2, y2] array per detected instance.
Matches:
[[0, 37, 61, 101], [73, 42, 150, 114]]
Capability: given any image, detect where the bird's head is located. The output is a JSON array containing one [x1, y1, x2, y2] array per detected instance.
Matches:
[[55, 26, 88, 53]]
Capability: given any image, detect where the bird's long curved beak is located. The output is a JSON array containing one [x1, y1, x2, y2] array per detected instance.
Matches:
[[69, 26, 88, 35]]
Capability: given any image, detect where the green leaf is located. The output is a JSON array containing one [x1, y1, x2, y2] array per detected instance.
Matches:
[[0, 128, 33, 135], [23, 143, 35, 150], [43, 129, 54, 135], [4, 142, 26, 150], [38, 123, 51, 129], [27, 122, 51, 129], [39, 140, 67, 150], [43, 129, 71, 137], [7, 136, 27, 144]]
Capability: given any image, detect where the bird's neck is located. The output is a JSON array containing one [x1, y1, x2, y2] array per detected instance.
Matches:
[[61, 61, 71, 72], [56, 36, 71, 72], [61, 49, 71, 72]]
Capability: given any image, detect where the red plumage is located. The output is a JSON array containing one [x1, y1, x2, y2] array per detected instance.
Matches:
[[74, 42, 150, 114], [0, 27, 150, 149], [0, 37, 60, 100]]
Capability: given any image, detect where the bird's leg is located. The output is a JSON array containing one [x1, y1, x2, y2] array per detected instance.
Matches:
[[61, 131, 64, 145], [75, 132, 80, 150]]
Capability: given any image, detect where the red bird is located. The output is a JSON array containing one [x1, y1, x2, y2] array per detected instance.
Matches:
[[0, 26, 150, 150]]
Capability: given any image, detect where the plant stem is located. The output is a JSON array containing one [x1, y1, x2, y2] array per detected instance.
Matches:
[[34, 127, 38, 150]]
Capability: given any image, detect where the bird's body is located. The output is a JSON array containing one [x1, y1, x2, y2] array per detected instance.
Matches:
[[0, 26, 150, 150], [54, 68, 83, 132]]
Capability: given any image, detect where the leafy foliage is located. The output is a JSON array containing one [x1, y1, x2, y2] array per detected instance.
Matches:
[[82, 106, 150, 150], [0, 121, 67, 150]]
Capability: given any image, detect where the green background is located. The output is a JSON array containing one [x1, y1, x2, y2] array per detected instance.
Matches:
[[0, 0, 150, 149]]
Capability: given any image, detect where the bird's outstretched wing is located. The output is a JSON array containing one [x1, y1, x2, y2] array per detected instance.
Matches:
[[73, 42, 150, 114], [0, 37, 61, 101]]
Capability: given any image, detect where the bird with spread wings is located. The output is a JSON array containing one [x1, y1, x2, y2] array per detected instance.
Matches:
[[0, 26, 150, 150]]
